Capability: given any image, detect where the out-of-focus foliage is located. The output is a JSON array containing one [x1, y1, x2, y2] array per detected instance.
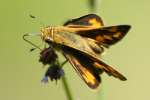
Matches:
[[88, 0, 97, 12]]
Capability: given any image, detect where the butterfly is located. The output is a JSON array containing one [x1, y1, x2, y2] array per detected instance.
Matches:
[[27, 14, 131, 89]]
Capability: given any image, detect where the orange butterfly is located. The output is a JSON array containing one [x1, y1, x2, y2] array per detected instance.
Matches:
[[26, 14, 131, 89]]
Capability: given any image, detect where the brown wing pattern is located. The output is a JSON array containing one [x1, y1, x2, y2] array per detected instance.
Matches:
[[62, 46, 126, 82], [62, 47, 102, 89], [64, 14, 104, 28], [93, 61, 127, 81], [77, 25, 131, 47], [63, 14, 131, 47]]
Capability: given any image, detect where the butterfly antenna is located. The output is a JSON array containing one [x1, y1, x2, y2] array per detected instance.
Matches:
[[23, 14, 46, 51], [29, 14, 45, 27], [23, 33, 42, 51]]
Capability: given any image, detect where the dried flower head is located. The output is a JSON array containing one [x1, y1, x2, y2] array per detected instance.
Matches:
[[39, 47, 58, 65], [41, 64, 64, 83]]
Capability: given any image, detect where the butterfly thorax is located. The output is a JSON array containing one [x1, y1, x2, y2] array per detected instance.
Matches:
[[40, 27, 62, 41]]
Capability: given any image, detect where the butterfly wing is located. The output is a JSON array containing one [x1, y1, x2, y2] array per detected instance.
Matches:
[[63, 14, 131, 47], [61, 45, 126, 89], [93, 60, 127, 81], [77, 25, 131, 47], [64, 14, 104, 28], [50, 30, 127, 81], [62, 48, 102, 89]]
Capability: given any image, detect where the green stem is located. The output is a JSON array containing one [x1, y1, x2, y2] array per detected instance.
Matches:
[[62, 75, 73, 100]]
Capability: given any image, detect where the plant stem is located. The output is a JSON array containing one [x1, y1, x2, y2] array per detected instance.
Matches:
[[62, 75, 73, 100]]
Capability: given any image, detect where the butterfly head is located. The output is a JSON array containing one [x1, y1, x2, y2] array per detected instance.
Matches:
[[40, 26, 55, 42]]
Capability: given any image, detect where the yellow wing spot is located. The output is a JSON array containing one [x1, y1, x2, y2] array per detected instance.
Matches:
[[113, 32, 121, 38], [96, 36, 105, 42], [89, 18, 102, 28], [103, 35, 112, 40], [108, 27, 117, 32], [82, 67, 96, 85]]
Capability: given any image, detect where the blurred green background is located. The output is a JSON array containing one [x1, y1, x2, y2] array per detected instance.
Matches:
[[0, 0, 150, 100]]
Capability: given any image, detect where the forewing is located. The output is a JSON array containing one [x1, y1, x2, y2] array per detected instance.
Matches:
[[63, 14, 131, 47], [77, 25, 131, 47], [64, 14, 104, 28], [93, 61, 127, 81], [62, 48, 101, 89]]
